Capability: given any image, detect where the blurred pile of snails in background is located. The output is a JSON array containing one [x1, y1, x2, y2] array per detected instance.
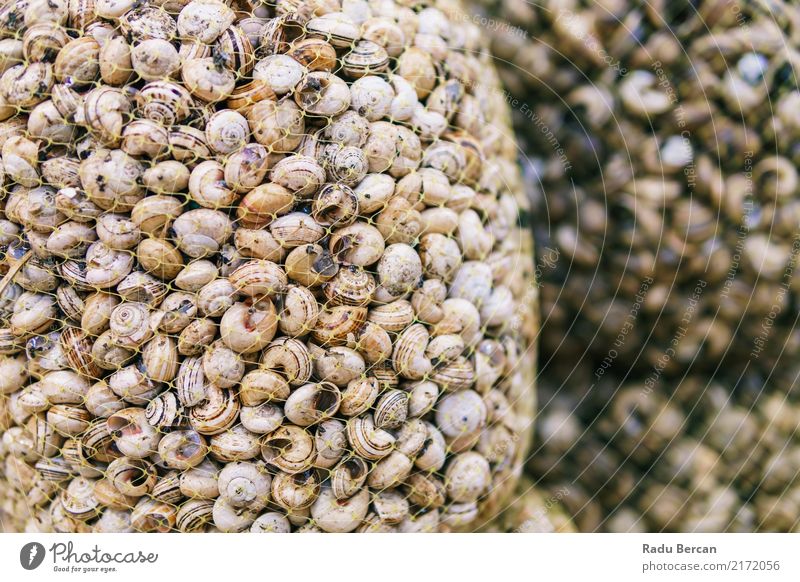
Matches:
[[466, 0, 800, 531], [0, 0, 540, 533]]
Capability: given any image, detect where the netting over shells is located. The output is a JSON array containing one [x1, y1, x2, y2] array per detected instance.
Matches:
[[0, 0, 537, 533]]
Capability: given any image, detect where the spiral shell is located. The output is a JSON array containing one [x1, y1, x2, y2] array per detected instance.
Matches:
[[261, 425, 315, 474]]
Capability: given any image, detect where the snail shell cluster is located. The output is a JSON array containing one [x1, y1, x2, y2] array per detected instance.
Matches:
[[0, 0, 536, 533], [465, 0, 800, 533]]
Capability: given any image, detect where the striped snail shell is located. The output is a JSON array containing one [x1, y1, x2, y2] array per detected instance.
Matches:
[[330, 456, 369, 500], [109, 302, 153, 348], [189, 384, 240, 436]]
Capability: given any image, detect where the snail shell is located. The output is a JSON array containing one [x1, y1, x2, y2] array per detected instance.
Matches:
[[226, 79, 276, 114], [373, 490, 410, 526], [205, 109, 249, 155], [277, 285, 319, 337], [202, 340, 245, 388], [306, 12, 360, 49], [312, 305, 367, 347], [392, 323, 432, 381], [53, 36, 100, 86], [78, 86, 131, 147], [367, 299, 415, 332], [144, 391, 181, 429], [136, 81, 194, 126], [331, 456, 369, 499], [240, 403, 283, 435], [99, 35, 133, 86], [109, 302, 154, 348], [178, 318, 217, 356], [197, 278, 236, 317], [289, 37, 336, 72], [177, 0, 236, 44], [239, 369, 289, 406], [284, 382, 342, 426], [151, 471, 184, 505], [121, 119, 169, 159], [253, 53, 306, 96], [158, 430, 207, 470], [28, 99, 78, 145], [246, 98, 305, 153], [140, 334, 179, 384], [320, 265, 376, 307], [120, 6, 177, 41], [310, 486, 369, 533], [250, 512, 291, 533], [270, 469, 320, 511], [175, 356, 209, 407], [131, 39, 180, 82], [139, 165, 190, 200], [373, 389, 409, 430], [188, 160, 237, 209], [96, 213, 141, 250], [91, 330, 135, 371], [366, 450, 412, 490], [219, 298, 278, 354], [294, 71, 351, 116], [154, 291, 197, 334], [228, 259, 288, 297], [172, 208, 233, 258], [343, 41, 389, 79], [329, 222, 385, 266], [131, 498, 177, 533], [218, 461, 270, 509], [311, 183, 359, 228], [107, 457, 156, 497], [339, 376, 379, 417], [215, 25, 255, 75], [176, 499, 214, 532], [0, 62, 53, 109], [55, 187, 101, 223], [269, 155, 325, 199], [60, 326, 100, 379], [137, 237, 184, 281], [181, 57, 236, 102], [79, 149, 144, 212], [116, 271, 168, 305], [46, 221, 98, 258], [174, 260, 218, 292], [224, 143, 271, 193], [406, 471, 446, 509], [61, 476, 101, 521], [10, 292, 56, 337], [430, 356, 475, 392], [259, 337, 313, 386], [107, 408, 161, 459]]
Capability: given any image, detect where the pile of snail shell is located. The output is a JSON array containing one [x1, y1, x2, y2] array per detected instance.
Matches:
[[0, 0, 537, 533], [466, 0, 800, 386], [528, 371, 800, 532]]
